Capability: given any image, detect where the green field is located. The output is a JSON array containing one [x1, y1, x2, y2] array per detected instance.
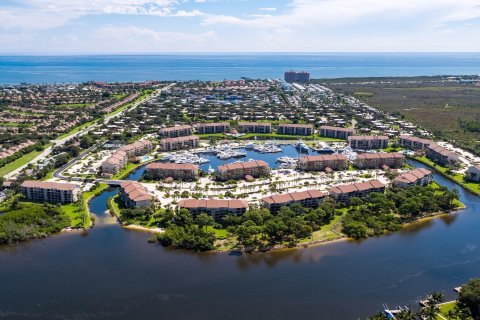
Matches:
[[0, 122, 32, 128], [0, 149, 43, 177]]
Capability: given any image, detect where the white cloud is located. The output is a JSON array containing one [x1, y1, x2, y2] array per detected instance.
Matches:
[[0, 0, 202, 30], [258, 7, 276, 12]]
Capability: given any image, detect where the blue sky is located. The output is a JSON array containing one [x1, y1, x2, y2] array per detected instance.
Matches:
[[1, 0, 480, 53]]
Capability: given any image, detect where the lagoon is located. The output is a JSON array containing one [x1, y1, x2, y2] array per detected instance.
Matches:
[[0, 160, 479, 319]]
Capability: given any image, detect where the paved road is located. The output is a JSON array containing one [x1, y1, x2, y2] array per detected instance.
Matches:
[[4, 85, 170, 180]]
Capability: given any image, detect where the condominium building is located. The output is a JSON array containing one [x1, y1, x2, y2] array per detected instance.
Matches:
[[120, 140, 153, 157], [144, 163, 199, 181], [398, 135, 432, 150], [160, 135, 200, 152], [238, 122, 272, 134], [277, 124, 313, 136], [426, 144, 460, 166], [298, 154, 348, 171], [196, 122, 230, 134], [178, 199, 249, 221], [217, 160, 270, 181], [393, 168, 433, 188], [328, 180, 386, 204], [466, 165, 480, 182], [101, 140, 153, 176], [159, 125, 193, 138], [119, 181, 152, 209], [284, 70, 310, 83], [21, 180, 81, 203], [348, 135, 389, 150], [261, 190, 326, 214], [319, 126, 356, 140], [353, 152, 405, 169], [101, 150, 128, 175]]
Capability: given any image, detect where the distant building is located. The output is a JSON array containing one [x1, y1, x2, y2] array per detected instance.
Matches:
[[159, 125, 193, 138], [120, 140, 153, 157], [119, 181, 152, 209], [21, 180, 81, 204], [393, 168, 433, 188], [217, 160, 270, 181], [160, 135, 199, 151], [398, 135, 432, 150], [178, 199, 248, 221], [277, 124, 313, 136], [354, 153, 405, 169], [196, 123, 230, 134], [319, 126, 356, 140], [328, 180, 386, 204], [144, 163, 199, 181], [284, 70, 310, 83], [262, 190, 326, 214], [101, 150, 128, 175], [238, 122, 272, 134], [298, 154, 348, 171], [466, 165, 480, 182], [348, 135, 389, 150], [426, 144, 460, 166]]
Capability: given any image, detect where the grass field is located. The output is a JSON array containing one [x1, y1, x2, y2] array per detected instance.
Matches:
[[320, 77, 480, 154], [0, 149, 43, 176], [436, 301, 457, 320]]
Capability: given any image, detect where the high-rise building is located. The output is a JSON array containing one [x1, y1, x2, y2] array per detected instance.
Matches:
[[284, 70, 310, 83]]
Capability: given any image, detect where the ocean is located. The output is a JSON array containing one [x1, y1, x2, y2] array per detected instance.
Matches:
[[1, 53, 480, 84]]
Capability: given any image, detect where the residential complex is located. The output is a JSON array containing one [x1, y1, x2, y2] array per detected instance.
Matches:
[[21, 180, 81, 203], [217, 160, 270, 181], [238, 122, 272, 134], [319, 126, 356, 140], [144, 163, 199, 181], [261, 190, 326, 214], [393, 168, 433, 188], [398, 135, 432, 150], [178, 199, 249, 221], [120, 140, 153, 157], [159, 125, 193, 138], [353, 153, 405, 169], [160, 135, 199, 152], [328, 180, 386, 204], [101, 140, 153, 175], [348, 135, 389, 150], [426, 144, 460, 166], [101, 150, 128, 175], [277, 124, 313, 136], [196, 123, 230, 134], [298, 154, 348, 171], [119, 181, 152, 209]]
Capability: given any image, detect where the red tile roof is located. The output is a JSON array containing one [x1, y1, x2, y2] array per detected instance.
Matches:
[[178, 199, 248, 209], [21, 180, 79, 191]]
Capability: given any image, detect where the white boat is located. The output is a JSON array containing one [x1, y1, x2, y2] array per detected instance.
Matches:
[[245, 142, 255, 149]]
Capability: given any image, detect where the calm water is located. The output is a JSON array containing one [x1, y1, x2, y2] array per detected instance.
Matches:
[[2, 53, 480, 84], [177, 145, 307, 171], [0, 160, 479, 319]]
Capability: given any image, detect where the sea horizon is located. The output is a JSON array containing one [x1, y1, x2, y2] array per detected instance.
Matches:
[[1, 53, 480, 84]]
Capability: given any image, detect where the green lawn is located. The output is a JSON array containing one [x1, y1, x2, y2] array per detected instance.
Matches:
[[0, 149, 43, 176], [0, 122, 32, 128], [436, 301, 458, 320], [206, 226, 228, 239], [53, 103, 93, 108]]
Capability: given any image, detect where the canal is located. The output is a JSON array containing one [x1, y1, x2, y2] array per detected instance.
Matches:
[[0, 160, 478, 319]]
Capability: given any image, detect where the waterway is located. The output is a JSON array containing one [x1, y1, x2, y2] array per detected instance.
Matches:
[[0, 160, 479, 319]]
